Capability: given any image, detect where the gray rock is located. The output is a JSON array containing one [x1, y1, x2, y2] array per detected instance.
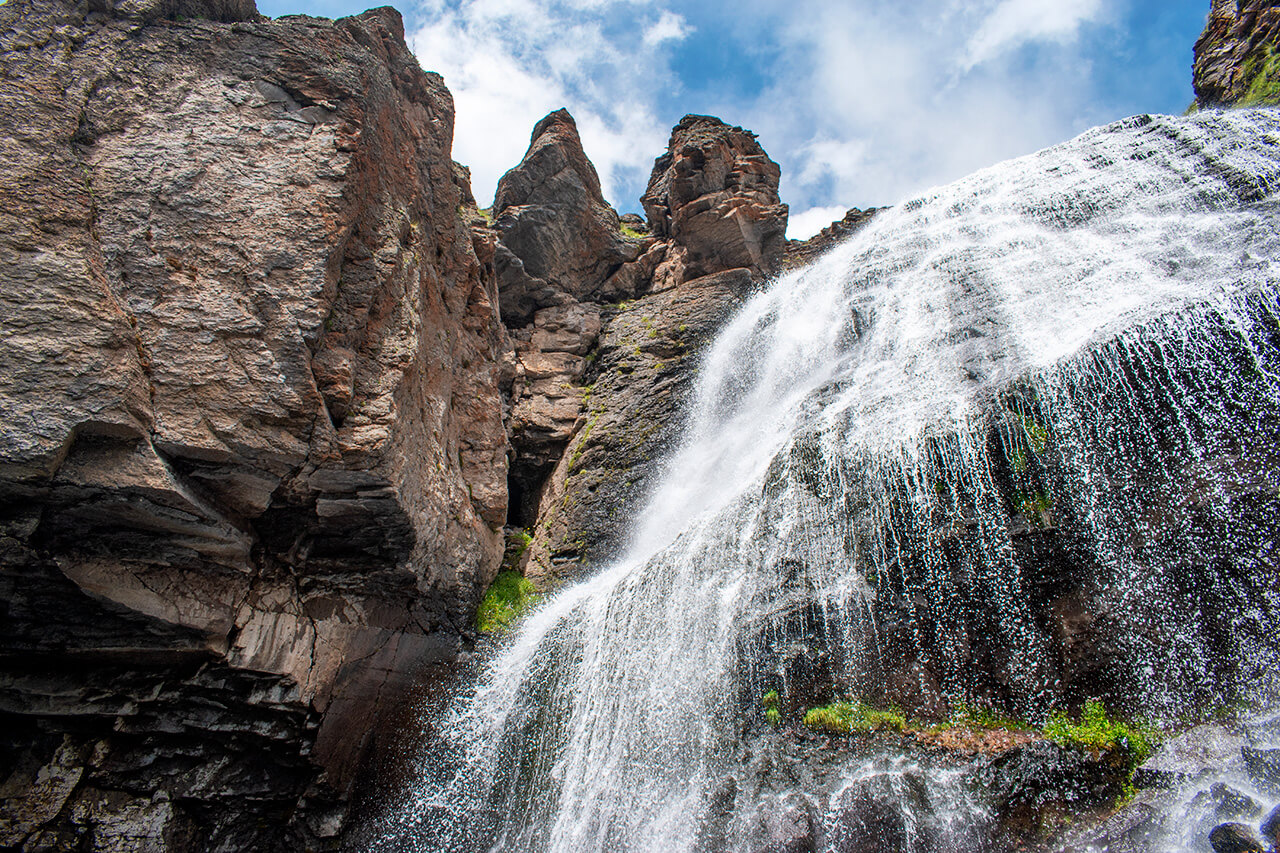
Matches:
[[1209, 822, 1266, 853]]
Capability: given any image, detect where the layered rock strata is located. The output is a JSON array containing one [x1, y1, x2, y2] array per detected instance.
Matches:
[[0, 0, 509, 847], [1194, 0, 1280, 108]]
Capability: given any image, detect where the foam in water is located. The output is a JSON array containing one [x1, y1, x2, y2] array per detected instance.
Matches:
[[376, 110, 1280, 852]]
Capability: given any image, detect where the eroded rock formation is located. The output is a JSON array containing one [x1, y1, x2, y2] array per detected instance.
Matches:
[[498, 113, 789, 582], [0, 0, 509, 846], [1194, 0, 1280, 108]]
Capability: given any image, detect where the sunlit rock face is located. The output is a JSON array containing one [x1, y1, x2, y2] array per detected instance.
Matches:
[[1193, 0, 1280, 108], [0, 0, 509, 845]]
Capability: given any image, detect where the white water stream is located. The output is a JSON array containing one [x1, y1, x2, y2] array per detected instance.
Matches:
[[378, 110, 1280, 852]]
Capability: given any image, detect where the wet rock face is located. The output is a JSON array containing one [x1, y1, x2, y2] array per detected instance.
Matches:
[[642, 114, 789, 284], [0, 0, 509, 846], [1193, 0, 1280, 108]]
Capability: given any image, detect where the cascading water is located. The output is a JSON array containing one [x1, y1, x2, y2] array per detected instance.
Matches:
[[376, 110, 1280, 852]]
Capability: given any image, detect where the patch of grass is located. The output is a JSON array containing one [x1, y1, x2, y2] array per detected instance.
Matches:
[[620, 223, 647, 239], [803, 700, 908, 735], [476, 570, 539, 633], [1240, 44, 1280, 107], [1042, 700, 1159, 770], [1017, 413, 1049, 454], [1014, 490, 1054, 527]]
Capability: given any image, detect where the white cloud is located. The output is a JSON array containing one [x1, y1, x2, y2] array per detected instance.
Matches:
[[733, 0, 1122, 211], [644, 10, 692, 47], [963, 0, 1105, 70], [787, 205, 850, 240], [408, 0, 680, 208]]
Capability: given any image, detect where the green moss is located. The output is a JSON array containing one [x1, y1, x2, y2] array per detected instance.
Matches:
[[1014, 490, 1053, 527], [1042, 700, 1159, 770], [476, 570, 540, 633], [1018, 414, 1049, 454], [765, 707, 781, 727], [762, 689, 780, 708], [620, 223, 646, 239], [567, 412, 600, 473], [1239, 44, 1280, 107], [803, 700, 907, 735]]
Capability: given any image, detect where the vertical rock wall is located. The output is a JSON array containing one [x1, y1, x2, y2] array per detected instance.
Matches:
[[0, 0, 510, 847], [1194, 0, 1280, 108]]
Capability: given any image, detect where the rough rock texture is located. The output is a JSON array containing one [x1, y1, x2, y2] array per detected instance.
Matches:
[[1193, 0, 1280, 108], [782, 206, 882, 271], [641, 114, 788, 286], [499, 113, 789, 583], [492, 109, 644, 328], [0, 0, 509, 847]]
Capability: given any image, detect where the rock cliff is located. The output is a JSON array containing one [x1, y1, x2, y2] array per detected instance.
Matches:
[[495, 113, 788, 582], [1194, 0, 1280, 108], [0, 0, 508, 847]]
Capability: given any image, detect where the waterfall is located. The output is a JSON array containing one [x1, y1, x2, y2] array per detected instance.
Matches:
[[377, 110, 1280, 852]]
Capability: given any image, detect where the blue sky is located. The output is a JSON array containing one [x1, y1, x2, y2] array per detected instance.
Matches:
[[258, 0, 1211, 237]]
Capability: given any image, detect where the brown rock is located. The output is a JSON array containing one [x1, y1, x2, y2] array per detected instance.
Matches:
[[1193, 0, 1280, 108], [493, 108, 644, 326], [642, 114, 788, 283], [0, 0, 510, 846]]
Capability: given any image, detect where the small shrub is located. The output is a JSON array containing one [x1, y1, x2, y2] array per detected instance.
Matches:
[[766, 707, 781, 727], [476, 571, 539, 633], [1042, 700, 1159, 770], [762, 689, 779, 708], [803, 700, 907, 734]]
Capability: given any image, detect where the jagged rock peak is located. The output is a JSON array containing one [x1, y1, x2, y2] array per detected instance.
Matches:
[[641, 112, 788, 281], [491, 107, 642, 327], [495, 107, 607, 214], [1193, 0, 1280, 108]]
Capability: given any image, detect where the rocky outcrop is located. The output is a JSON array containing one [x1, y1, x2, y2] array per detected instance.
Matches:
[[501, 113, 789, 582], [0, 0, 509, 847], [1193, 0, 1280, 108], [783, 206, 882, 271], [489, 109, 648, 529], [641, 114, 788, 287], [492, 109, 645, 327]]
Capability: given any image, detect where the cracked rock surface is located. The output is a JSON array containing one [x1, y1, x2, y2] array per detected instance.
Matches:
[[0, 0, 510, 846]]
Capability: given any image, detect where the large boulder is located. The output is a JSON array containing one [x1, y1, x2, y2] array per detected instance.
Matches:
[[1193, 0, 1280, 108], [0, 0, 509, 846]]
